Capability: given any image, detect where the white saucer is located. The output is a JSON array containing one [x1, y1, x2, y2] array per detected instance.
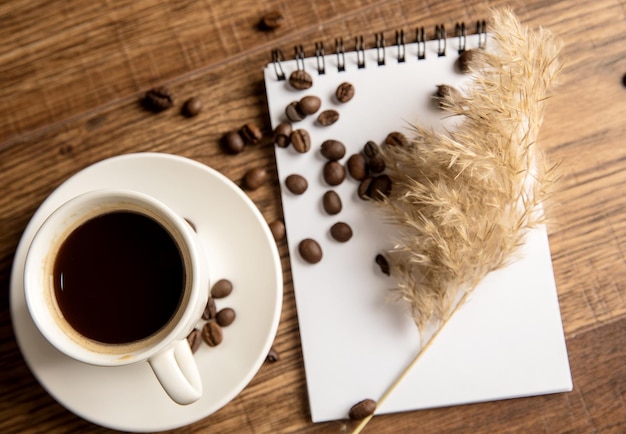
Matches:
[[10, 153, 283, 432]]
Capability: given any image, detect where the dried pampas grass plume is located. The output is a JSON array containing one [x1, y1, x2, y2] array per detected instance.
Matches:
[[353, 9, 562, 433], [380, 9, 562, 330]]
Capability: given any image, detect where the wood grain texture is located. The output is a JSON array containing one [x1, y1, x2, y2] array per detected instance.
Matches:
[[1, 0, 625, 432]]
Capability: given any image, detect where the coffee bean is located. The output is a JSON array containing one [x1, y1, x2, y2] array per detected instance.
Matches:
[[358, 177, 373, 200], [285, 174, 308, 195], [274, 122, 292, 147], [266, 347, 280, 362], [347, 153, 367, 180], [211, 279, 233, 298], [143, 86, 174, 112], [330, 222, 352, 242], [298, 95, 321, 115], [291, 129, 311, 153], [259, 10, 284, 30], [456, 49, 476, 73], [240, 123, 263, 144], [323, 161, 346, 186], [349, 399, 377, 420], [363, 140, 386, 173], [289, 69, 313, 90], [202, 297, 217, 320], [285, 101, 305, 122], [317, 109, 339, 126], [375, 254, 390, 275], [202, 320, 223, 347], [369, 174, 392, 199], [216, 307, 236, 327], [320, 140, 346, 161], [384, 131, 408, 147], [335, 82, 355, 103], [322, 190, 342, 215], [299, 238, 323, 264], [363, 141, 381, 159], [269, 220, 286, 241], [244, 167, 269, 190], [368, 155, 386, 173], [186, 328, 202, 353], [222, 130, 245, 154], [181, 97, 202, 117]]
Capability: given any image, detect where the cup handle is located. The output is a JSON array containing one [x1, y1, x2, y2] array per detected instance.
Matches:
[[149, 339, 203, 405]]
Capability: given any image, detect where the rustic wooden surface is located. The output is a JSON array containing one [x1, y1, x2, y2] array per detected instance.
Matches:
[[1, 0, 625, 432]]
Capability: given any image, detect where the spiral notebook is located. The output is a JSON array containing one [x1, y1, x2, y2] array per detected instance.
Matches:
[[263, 25, 572, 423]]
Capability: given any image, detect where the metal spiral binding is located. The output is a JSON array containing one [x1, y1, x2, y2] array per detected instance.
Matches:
[[395, 30, 406, 63], [375, 33, 385, 66], [355, 35, 366, 69], [315, 42, 326, 75], [271, 48, 286, 81], [270, 20, 486, 79], [416, 26, 426, 60], [335, 38, 346, 72], [435, 24, 446, 57], [294, 45, 305, 71], [477, 20, 487, 48], [456, 22, 466, 53]]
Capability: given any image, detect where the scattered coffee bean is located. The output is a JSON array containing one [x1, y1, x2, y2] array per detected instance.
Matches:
[[358, 177, 373, 200], [330, 222, 353, 242], [181, 97, 202, 117], [320, 139, 346, 161], [317, 109, 339, 126], [335, 82, 355, 103], [291, 129, 311, 153], [202, 320, 223, 347], [435, 84, 463, 109], [368, 155, 386, 173], [244, 167, 269, 190], [363, 141, 381, 159], [269, 220, 286, 241], [202, 297, 217, 320], [143, 86, 174, 112], [259, 10, 284, 30], [222, 130, 245, 154], [266, 347, 280, 362], [186, 328, 202, 353], [211, 279, 233, 299], [322, 190, 342, 215], [349, 399, 377, 420], [240, 123, 263, 145], [216, 308, 236, 327], [347, 153, 367, 180], [274, 122, 293, 147], [289, 69, 313, 90], [323, 161, 346, 186], [299, 238, 323, 264], [285, 174, 308, 195], [457, 49, 476, 73], [285, 101, 306, 122], [369, 174, 392, 199], [375, 254, 390, 275], [298, 95, 321, 115], [364, 141, 386, 173], [384, 131, 409, 147]]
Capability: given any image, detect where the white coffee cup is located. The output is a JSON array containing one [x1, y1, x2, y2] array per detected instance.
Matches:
[[24, 189, 209, 405]]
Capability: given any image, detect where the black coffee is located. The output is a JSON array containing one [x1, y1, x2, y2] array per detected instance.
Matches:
[[53, 211, 185, 344]]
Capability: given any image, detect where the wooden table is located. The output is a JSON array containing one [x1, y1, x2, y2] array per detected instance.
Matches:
[[1, 0, 625, 432]]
